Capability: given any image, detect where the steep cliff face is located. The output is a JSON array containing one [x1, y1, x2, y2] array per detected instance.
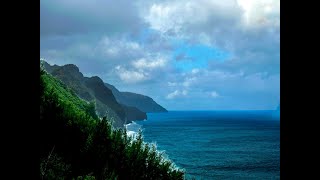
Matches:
[[40, 66, 185, 179], [42, 61, 148, 127], [44, 63, 94, 102], [84, 76, 125, 121], [104, 83, 168, 113], [121, 105, 147, 124]]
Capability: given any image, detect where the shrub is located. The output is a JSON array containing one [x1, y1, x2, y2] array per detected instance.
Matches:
[[40, 66, 185, 179]]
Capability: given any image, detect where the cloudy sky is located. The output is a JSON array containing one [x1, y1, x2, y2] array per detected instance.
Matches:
[[40, 0, 280, 110]]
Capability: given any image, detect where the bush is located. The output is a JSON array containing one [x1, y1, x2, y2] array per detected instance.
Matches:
[[40, 66, 185, 179]]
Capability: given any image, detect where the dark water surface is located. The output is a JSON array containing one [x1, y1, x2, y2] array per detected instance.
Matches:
[[126, 111, 280, 179]]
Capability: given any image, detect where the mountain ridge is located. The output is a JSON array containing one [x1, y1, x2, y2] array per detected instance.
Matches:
[[104, 83, 168, 113], [40, 65, 184, 179], [42, 60, 147, 127], [42, 60, 167, 126]]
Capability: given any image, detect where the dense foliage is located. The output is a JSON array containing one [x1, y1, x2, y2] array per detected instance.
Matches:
[[40, 65, 185, 179]]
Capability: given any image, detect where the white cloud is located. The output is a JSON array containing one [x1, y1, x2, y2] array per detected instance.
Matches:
[[126, 42, 140, 50], [191, 68, 200, 74], [182, 90, 188, 95], [166, 90, 179, 99], [166, 69, 201, 88], [106, 47, 120, 56], [168, 82, 177, 86], [182, 77, 197, 87], [204, 69, 244, 80], [132, 57, 167, 69], [210, 91, 220, 98], [142, 0, 280, 75], [99, 36, 143, 58], [41, 0, 280, 110], [145, 0, 279, 34], [115, 65, 148, 83], [166, 90, 188, 99], [238, 0, 280, 29], [144, 0, 241, 35]]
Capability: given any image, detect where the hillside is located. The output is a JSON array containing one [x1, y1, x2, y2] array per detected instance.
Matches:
[[42, 61, 147, 126], [40, 65, 184, 179], [105, 83, 168, 113]]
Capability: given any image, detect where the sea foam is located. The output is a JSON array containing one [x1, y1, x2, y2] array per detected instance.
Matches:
[[125, 121, 142, 138]]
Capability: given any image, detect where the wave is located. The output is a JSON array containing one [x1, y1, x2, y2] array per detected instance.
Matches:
[[125, 121, 184, 173], [125, 121, 142, 137]]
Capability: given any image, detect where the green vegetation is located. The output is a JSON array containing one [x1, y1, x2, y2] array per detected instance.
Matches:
[[42, 60, 148, 127], [40, 65, 185, 179]]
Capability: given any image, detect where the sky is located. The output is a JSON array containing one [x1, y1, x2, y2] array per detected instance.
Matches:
[[40, 0, 280, 110]]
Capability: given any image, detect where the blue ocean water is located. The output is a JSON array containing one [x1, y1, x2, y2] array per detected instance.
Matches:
[[126, 111, 280, 180]]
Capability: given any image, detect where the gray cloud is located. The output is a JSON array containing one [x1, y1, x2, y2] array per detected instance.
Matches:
[[40, 0, 144, 37], [143, 0, 280, 76], [41, 0, 280, 110]]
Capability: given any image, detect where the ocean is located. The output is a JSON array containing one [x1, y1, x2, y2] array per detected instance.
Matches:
[[126, 111, 280, 180]]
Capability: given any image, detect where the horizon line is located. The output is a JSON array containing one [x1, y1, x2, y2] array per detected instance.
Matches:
[[158, 109, 279, 111]]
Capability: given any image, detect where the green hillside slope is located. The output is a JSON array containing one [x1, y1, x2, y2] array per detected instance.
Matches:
[[40, 65, 184, 179]]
